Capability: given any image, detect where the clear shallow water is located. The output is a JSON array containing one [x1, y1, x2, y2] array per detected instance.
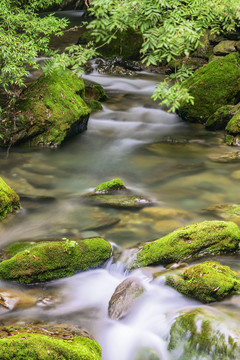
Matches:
[[1, 71, 240, 359]]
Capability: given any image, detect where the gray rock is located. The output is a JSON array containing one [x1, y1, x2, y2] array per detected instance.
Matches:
[[108, 277, 144, 320]]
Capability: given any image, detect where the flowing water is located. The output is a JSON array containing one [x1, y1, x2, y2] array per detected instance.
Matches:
[[0, 10, 240, 360]]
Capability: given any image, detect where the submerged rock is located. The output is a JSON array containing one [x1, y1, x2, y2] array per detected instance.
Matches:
[[130, 221, 240, 268], [0, 324, 101, 360], [166, 261, 240, 303], [134, 347, 161, 360], [0, 238, 112, 284], [0, 288, 36, 310], [178, 53, 240, 123], [0, 69, 90, 147], [108, 277, 144, 320], [169, 308, 240, 359], [85, 179, 151, 209], [0, 177, 20, 220]]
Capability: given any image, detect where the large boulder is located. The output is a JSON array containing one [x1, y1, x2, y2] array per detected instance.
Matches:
[[166, 261, 240, 303], [130, 221, 240, 268], [178, 53, 240, 123], [0, 177, 20, 220], [0, 69, 91, 147], [168, 308, 240, 359], [0, 237, 112, 284]]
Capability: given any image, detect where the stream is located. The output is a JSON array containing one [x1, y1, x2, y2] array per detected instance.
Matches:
[[0, 10, 240, 360]]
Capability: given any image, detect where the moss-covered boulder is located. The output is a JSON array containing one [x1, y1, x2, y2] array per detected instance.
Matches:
[[213, 40, 237, 55], [131, 221, 240, 268], [205, 105, 234, 130], [0, 237, 112, 284], [0, 177, 20, 220], [0, 326, 101, 360], [0, 69, 91, 147], [85, 179, 151, 209], [225, 110, 240, 145], [169, 308, 240, 359], [178, 53, 240, 123], [166, 261, 240, 303]]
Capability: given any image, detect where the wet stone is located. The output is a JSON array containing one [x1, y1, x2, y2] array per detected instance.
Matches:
[[108, 277, 144, 320]]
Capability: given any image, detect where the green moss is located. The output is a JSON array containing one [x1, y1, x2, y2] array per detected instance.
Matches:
[[135, 221, 240, 268], [225, 134, 235, 145], [205, 105, 234, 130], [0, 237, 112, 284], [94, 178, 125, 193], [178, 53, 240, 123], [0, 69, 91, 147], [169, 309, 240, 359], [226, 111, 240, 135], [0, 177, 20, 219], [86, 100, 103, 112], [0, 332, 101, 360], [166, 261, 240, 303], [93, 84, 107, 101]]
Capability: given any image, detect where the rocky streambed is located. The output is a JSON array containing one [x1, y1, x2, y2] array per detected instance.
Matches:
[[1, 69, 240, 359]]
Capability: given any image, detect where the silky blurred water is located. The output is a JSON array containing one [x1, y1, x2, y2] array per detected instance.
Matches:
[[0, 9, 240, 358]]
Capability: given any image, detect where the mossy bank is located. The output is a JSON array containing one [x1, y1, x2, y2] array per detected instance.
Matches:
[[0, 69, 91, 147], [0, 327, 101, 360], [178, 53, 240, 123], [0, 237, 112, 284], [0, 177, 20, 220]]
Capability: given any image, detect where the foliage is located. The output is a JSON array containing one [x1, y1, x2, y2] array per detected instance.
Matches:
[[88, 0, 240, 110], [0, 1, 67, 96], [62, 237, 78, 254]]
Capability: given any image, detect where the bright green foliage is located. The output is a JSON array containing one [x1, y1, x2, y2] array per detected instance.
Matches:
[[0, 332, 101, 360], [0, 0, 67, 94], [0, 69, 91, 146], [134, 221, 240, 267], [94, 178, 125, 193], [88, 0, 240, 110], [0, 237, 112, 284], [169, 308, 240, 359], [166, 261, 240, 303], [0, 177, 20, 219], [178, 53, 240, 122]]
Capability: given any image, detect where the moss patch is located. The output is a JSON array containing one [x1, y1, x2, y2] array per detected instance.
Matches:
[[205, 105, 234, 130], [178, 53, 240, 123], [169, 308, 240, 359], [134, 221, 240, 268], [0, 238, 112, 284], [0, 177, 20, 220], [86, 100, 103, 112], [94, 179, 125, 193], [0, 69, 91, 147], [0, 331, 101, 360], [166, 261, 240, 303]]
